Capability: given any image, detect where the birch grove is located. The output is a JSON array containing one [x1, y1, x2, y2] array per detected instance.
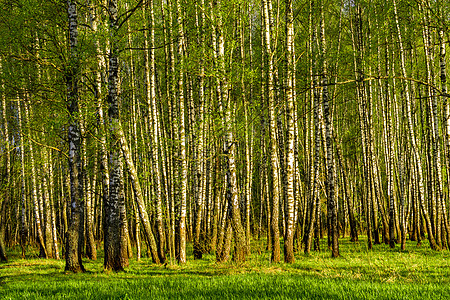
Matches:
[[1, 0, 450, 271]]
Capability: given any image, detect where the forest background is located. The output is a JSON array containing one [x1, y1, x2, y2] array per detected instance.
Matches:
[[1, 0, 450, 290]]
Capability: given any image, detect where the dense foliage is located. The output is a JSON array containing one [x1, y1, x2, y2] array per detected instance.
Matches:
[[1, 0, 450, 270]]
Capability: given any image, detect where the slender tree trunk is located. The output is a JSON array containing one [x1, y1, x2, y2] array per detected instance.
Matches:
[[91, 0, 109, 259], [421, 1, 445, 250], [305, 1, 319, 254], [284, 0, 295, 263], [193, 0, 206, 260], [104, 0, 129, 271], [145, 0, 166, 264], [241, 5, 253, 248], [215, 0, 247, 262], [17, 100, 28, 258], [438, 11, 450, 249], [42, 147, 54, 258], [383, 33, 396, 249], [47, 151, 60, 259], [23, 99, 48, 258], [319, 0, 339, 257], [0, 61, 9, 262], [80, 113, 96, 260], [176, 0, 188, 264], [262, 0, 281, 263], [65, 0, 85, 272]]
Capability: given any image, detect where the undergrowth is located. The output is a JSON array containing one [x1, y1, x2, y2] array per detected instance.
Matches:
[[1, 237, 449, 299]]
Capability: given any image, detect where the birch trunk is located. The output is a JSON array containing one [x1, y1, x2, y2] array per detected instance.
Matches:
[[216, 0, 247, 262], [320, 1, 339, 257], [193, 0, 206, 259], [48, 151, 60, 259], [17, 100, 28, 257], [263, 0, 281, 263], [284, 0, 295, 263], [438, 11, 450, 249], [91, 0, 109, 255], [351, 4, 373, 249], [421, 1, 445, 249], [385, 37, 396, 249], [305, 1, 319, 254], [23, 100, 48, 259], [176, 0, 188, 264], [0, 62, 9, 262], [65, 0, 85, 272], [147, 0, 166, 263], [104, 0, 129, 271], [80, 112, 96, 260], [42, 147, 54, 258]]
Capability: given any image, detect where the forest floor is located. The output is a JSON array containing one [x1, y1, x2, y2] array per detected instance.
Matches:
[[1, 237, 450, 299]]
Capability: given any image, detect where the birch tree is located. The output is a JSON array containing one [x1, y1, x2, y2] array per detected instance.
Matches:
[[284, 0, 295, 263], [262, 0, 281, 263], [104, 0, 129, 271], [65, 0, 85, 273]]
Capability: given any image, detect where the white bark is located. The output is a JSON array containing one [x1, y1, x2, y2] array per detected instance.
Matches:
[[263, 0, 281, 263], [393, 0, 438, 249], [176, 0, 188, 264]]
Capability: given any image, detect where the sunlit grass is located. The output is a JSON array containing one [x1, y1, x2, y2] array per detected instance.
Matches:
[[1, 237, 450, 299]]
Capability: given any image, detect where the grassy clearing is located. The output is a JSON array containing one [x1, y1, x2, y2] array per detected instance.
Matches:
[[1, 238, 450, 299]]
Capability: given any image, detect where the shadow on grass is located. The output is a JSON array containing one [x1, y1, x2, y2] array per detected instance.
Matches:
[[4, 271, 450, 300], [3, 239, 450, 299]]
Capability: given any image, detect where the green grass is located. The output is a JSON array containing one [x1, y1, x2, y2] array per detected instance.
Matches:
[[1, 238, 450, 299]]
